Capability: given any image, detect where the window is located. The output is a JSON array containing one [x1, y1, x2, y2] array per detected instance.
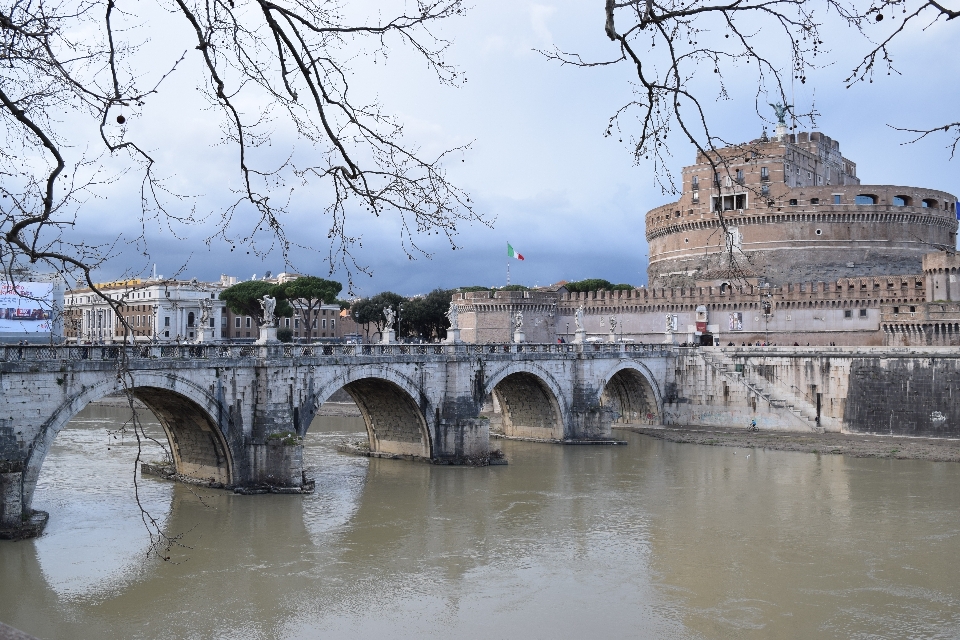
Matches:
[[187, 312, 195, 327], [235, 317, 241, 328], [285, 318, 290, 328], [724, 176, 731, 187], [893, 195, 911, 206], [221, 316, 227, 327], [893, 306, 900, 314], [209, 318, 215, 328], [761, 184, 770, 196], [735, 169, 744, 183], [910, 306, 917, 313], [922, 198, 938, 208], [855, 194, 878, 205], [789, 199, 798, 206], [816, 229, 822, 235], [859, 309, 867, 318], [834, 195, 841, 204], [164, 316, 171, 327], [245, 317, 251, 328], [760, 167, 769, 180], [322, 319, 327, 328], [810, 198, 819, 205], [692, 191, 699, 203], [164, 331, 169, 338], [844, 309, 852, 318], [331, 319, 335, 329], [692, 176, 699, 189]]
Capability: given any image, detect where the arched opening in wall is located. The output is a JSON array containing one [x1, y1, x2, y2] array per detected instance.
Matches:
[[921, 198, 939, 208], [133, 387, 233, 485], [26, 394, 177, 582], [855, 194, 878, 205], [601, 369, 660, 425], [340, 378, 431, 459], [491, 372, 563, 440], [893, 195, 912, 206], [26, 385, 232, 557]]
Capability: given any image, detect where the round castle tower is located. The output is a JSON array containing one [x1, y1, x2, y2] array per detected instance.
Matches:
[[646, 130, 958, 286]]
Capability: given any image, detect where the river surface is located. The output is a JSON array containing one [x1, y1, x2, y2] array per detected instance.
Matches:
[[2, 404, 960, 639]]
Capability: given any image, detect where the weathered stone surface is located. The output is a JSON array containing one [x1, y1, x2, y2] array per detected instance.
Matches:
[[0, 343, 671, 537]]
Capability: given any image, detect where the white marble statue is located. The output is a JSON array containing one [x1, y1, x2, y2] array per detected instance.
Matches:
[[446, 302, 459, 330], [199, 298, 212, 327], [514, 310, 524, 331], [383, 305, 396, 329], [575, 304, 585, 331], [609, 316, 617, 332], [260, 295, 277, 326]]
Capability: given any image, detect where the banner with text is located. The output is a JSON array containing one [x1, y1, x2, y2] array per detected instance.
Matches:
[[0, 282, 54, 333]]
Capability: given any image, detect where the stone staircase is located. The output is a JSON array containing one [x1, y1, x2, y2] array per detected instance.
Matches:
[[699, 350, 824, 433]]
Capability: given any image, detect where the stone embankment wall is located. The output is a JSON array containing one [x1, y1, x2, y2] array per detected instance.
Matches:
[[667, 347, 960, 436]]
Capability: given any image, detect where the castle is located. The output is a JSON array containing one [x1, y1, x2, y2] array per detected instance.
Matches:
[[456, 127, 960, 346]]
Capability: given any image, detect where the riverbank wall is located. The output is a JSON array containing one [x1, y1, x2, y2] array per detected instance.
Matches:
[[667, 347, 960, 436]]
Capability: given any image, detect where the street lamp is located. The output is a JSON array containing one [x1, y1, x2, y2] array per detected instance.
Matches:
[[397, 302, 404, 341]]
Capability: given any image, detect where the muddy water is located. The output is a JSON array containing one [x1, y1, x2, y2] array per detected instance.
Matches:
[[2, 404, 960, 639]]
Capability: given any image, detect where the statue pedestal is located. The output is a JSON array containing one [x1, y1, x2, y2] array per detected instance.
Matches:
[[608, 332, 617, 343], [513, 330, 526, 344], [381, 330, 395, 345], [257, 326, 278, 344], [445, 329, 460, 344], [573, 329, 586, 344], [198, 327, 215, 343], [663, 331, 675, 345]]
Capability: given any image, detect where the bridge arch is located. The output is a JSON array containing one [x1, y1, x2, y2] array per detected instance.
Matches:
[[23, 372, 234, 512], [483, 363, 567, 440], [597, 361, 663, 425], [312, 366, 433, 459]]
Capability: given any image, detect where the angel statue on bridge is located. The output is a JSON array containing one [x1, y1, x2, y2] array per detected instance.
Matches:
[[446, 302, 459, 331], [514, 310, 524, 331], [383, 306, 396, 330], [575, 304, 585, 331], [260, 295, 277, 327]]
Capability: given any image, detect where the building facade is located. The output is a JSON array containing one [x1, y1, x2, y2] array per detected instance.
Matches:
[[455, 128, 960, 346]]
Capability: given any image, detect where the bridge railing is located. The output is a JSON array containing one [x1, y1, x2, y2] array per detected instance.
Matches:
[[0, 341, 673, 363]]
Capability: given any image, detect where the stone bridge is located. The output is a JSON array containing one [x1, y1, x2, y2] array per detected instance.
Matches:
[[0, 342, 670, 539]]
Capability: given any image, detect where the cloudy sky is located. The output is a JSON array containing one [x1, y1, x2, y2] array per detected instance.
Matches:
[[72, 0, 960, 296]]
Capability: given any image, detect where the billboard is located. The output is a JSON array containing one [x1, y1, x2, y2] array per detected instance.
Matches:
[[0, 282, 54, 334]]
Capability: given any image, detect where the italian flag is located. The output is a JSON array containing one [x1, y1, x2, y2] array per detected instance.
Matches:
[[507, 242, 524, 261]]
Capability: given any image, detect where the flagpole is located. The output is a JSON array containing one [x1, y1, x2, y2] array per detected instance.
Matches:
[[507, 255, 510, 286]]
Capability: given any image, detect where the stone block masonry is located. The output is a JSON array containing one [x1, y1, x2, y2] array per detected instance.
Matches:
[[0, 342, 670, 539], [667, 347, 960, 436]]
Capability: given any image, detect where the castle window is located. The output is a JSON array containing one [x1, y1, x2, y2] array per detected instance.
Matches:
[[910, 306, 917, 313], [816, 229, 822, 235], [789, 199, 798, 206], [922, 198, 938, 208], [859, 309, 868, 318], [844, 310, 852, 318], [834, 195, 841, 204], [893, 306, 899, 314], [855, 194, 878, 205], [810, 198, 819, 205], [893, 195, 911, 206]]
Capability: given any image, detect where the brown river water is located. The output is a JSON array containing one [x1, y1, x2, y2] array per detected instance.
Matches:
[[2, 403, 960, 639]]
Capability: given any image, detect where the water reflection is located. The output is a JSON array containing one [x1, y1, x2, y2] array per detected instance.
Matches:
[[1, 407, 960, 639]]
